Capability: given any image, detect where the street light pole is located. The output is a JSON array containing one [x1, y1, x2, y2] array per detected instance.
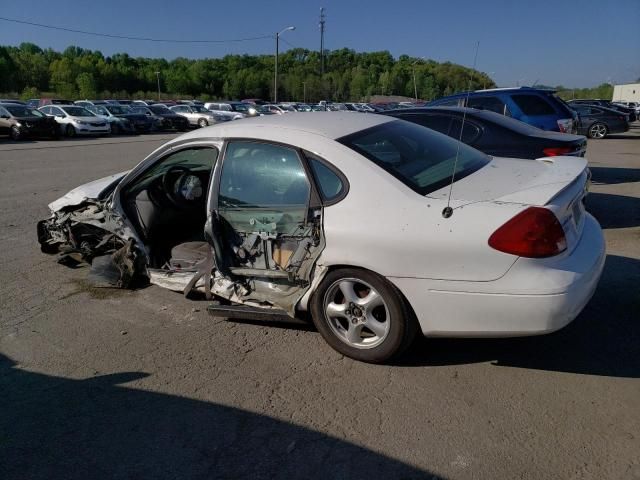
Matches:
[[274, 26, 295, 104], [303, 81, 307, 103], [412, 58, 424, 101], [155, 71, 160, 101]]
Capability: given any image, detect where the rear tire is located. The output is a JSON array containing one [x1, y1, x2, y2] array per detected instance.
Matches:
[[587, 122, 607, 139], [111, 123, 120, 135], [310, 268, 418, 363], [65, 124, 76, 137], [197, 118, 208, 128]]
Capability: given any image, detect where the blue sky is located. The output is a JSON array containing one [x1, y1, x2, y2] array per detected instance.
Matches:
[[0, 0, 638, 87]]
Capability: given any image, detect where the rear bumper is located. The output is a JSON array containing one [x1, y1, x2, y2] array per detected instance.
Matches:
[[390, 214, 606, 337]]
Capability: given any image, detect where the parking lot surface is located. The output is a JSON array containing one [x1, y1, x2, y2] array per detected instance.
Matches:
[[1, 128, 639, 479]]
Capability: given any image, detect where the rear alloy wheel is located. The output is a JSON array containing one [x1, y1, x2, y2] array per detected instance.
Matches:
[[588, 122, 607, 139], [311, 268, 418, 363], [9, 125, 21, 140], [197, 118, 208, 128], [65, 124, 76, 137]]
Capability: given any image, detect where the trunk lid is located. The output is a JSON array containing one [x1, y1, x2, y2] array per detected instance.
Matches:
[[429, 156, 588, 206]]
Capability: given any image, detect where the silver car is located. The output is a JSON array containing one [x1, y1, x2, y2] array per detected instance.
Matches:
[[169, 105, 229, 128]]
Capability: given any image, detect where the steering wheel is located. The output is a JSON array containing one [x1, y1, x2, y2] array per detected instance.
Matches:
[[161, 165, 204, 208]]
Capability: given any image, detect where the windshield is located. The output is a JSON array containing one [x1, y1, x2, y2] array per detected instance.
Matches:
[[338, 120, 490, 195], [279, 104, 296, 111], [61, 106, 93, 117], [88, 105, 109, 116], [5, 105, 45, 117], [228, 103, 248, 112], [131, 107, 150, 114], [105, 105, 131, 115], [149, 105, 170, 114]]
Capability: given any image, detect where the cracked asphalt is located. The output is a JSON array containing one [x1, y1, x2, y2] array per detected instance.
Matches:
[[1, 127, 638, 480]]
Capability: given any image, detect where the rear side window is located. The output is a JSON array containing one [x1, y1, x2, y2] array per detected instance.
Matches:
[[307, 155, 346, 203], [467, 96, 510, 115], [511, 95, 555, 115]]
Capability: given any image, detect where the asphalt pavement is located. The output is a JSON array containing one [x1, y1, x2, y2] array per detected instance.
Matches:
[[0, 127, 638, 480]]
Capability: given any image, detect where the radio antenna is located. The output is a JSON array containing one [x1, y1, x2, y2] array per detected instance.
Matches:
[[442, 40, 480, 219]]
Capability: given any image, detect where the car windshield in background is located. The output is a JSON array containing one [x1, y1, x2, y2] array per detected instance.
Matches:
[[105, 105, 131, 115], [61, 106, 93, 117], [230, 104, 249, 112], [149, 105, 171, 114], [338, 120, 490, 195], [6, 106, 45, 117], [90, 105, 109, 115]]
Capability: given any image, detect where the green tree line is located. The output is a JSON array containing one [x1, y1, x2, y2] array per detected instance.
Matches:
[[0, 42, 496, 102]]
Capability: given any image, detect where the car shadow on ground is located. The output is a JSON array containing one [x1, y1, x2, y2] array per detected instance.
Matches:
[[0, 353, 440, 480], [585, 192, 640, 229], [399, 254, 640, 378], [589, 166, 640, 185]]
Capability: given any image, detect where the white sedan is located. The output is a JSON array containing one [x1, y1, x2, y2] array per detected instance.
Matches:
[[39, 105, 111, 137], [37, 113, 605, 362]]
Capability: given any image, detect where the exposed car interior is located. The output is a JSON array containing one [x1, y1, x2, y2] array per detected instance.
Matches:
[[120, 142, 324, 294], [121, 147, 218, 268]]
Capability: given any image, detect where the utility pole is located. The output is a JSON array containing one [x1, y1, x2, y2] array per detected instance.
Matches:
[[319, 7, 326, 76], [155, 72, 160, 101], [274, 26, 296, 104], [412, 58, 424, 101], [303, 81, 307, 103]]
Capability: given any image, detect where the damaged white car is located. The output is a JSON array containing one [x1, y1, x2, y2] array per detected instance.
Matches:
[[38, 113, 605, 363]]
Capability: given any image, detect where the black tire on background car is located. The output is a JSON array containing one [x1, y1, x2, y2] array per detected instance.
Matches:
[[587, 122, 608, 139], [310, 268, 418, 363], [9, 126, 21, 140], [65, 124, 76, 137], [111, 123, 120, 135], [197, 118, 208, 128]]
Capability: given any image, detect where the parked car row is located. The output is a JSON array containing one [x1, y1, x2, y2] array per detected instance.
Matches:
[[0, 99, 250, 140]]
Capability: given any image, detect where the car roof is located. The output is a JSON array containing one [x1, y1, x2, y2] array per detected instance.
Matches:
[[435, 86, 557, 99], [171, 112, 393, 142]]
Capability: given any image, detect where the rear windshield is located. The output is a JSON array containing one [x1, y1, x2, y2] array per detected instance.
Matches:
[[511, 94, 556, 115], [149, 105, 171, 114], [338, 120, 489, 195], [105, 105, 131, 115], [61, 106, 93, 116], [473, 109, 545, 134]]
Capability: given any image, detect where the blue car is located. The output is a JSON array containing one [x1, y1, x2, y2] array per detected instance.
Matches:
[[427, 87, 577, 134]]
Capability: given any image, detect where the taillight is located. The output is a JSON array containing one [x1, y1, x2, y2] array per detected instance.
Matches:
[[542, 147, 572, 156], [488, 207, 567, 258]]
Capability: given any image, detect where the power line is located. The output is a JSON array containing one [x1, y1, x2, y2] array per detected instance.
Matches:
[[0, 16, 273, 44]]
